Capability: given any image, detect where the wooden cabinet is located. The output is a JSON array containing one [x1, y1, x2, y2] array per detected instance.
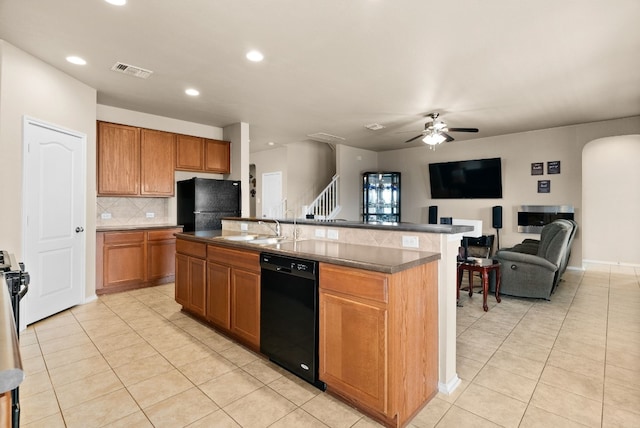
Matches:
[[204, 139, 231, 173], [206, 262, 231, 329], [175, 134, 204, 171], [147, 229, 178, 280], [319, 264, 389, 414], [175, 135, 231, 174], [207, 245, 260, 349], [175, 239, 207, 317], [103, 231, 146, 289], [319, 261, 439, 428], [97, 227, 181, 294], [98, 122, 140, 196], [98, 122, 176, 197], [140, 129, 175, 196]]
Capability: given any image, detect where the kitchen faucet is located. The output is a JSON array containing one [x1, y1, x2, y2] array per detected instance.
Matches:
[[284, 209, 299, 241], [259, 219, 281, 237]]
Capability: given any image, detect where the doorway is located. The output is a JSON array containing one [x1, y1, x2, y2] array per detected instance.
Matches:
[[23, 117, 86, 326], [262, 171, 283, 218]]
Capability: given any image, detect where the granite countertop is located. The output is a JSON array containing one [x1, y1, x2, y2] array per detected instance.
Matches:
[[96, 224, 183, 232], [176, 231, 440, 274], [227, 217, 472, 234]]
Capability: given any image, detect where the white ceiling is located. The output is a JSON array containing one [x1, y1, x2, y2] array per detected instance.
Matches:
[[1, 0, 639, 152]]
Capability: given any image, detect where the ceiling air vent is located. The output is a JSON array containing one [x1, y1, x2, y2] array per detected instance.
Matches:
[[306, 132, 346, 144], [110, 62, 153, 79]]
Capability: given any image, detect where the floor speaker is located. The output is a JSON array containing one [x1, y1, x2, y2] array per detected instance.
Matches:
[[492, 205, 503, 229], [428, 206, 437, 224]]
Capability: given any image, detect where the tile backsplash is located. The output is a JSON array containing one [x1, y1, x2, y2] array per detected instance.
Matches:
[[97, 197, 170, 227]]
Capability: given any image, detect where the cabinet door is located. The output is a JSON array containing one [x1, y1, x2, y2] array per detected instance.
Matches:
[[206, 262, 231, 330], [175, 253, 190, 307], [147, 229, 180, 281], [103, 232, 146, 288], [231, 268, 260, 347], [140, 129, 175, 196], [98, 122, 140, 195], [204, 139, 231, 173], [319, 291, 388, 414], [175, 135, 204, 171], [189, 257, 207, 317]]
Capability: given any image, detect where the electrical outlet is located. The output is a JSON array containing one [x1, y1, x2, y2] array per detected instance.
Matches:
[[327, 229, 339, 240], [101, 212, 111, 220], [146, 212, 155, 218], [240, 223, 249, 231], [315, 229, 326, 238], [402, 235, 419, 248]]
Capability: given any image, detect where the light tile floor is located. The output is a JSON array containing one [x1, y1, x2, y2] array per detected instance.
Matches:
[[19, 263, 640, 427]]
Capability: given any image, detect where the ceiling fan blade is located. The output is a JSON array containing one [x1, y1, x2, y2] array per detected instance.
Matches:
[[441, 132, 455, 142], [448, 127, 479, 133], [405, 134, 424, 143]]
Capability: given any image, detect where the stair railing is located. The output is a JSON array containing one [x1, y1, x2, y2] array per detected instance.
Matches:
[[305, 174, 340, 220]]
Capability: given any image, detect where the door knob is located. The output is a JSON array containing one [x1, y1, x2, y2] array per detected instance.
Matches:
[[75, 227, 84, 233]]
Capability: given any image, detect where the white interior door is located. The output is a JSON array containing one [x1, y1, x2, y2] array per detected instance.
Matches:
[[23, 117, 86, 326], [262, 171, 283, 218]]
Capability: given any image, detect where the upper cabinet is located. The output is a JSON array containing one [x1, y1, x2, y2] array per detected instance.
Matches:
[[175, 135, 204, 171], [204, 139, 231, 173], [176, 135, 231, 174], [98, 121, 231, 197], [140, 129, 175, 196], [98, 122, 140, 196], [98, 122, 175, 197]]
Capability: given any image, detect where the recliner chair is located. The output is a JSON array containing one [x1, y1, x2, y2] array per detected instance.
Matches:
[[493, 220, 573, 299]]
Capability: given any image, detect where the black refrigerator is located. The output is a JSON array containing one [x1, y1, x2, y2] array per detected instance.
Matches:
[[177, 178, 241, 231]]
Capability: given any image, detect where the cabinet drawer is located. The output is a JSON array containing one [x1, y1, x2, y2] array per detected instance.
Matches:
[[148, 228, 181, 241], [176, 239, 207, 258], [320, 263, 388, 304], [207, 245, 260, 272], [104, 231, 145, 245]]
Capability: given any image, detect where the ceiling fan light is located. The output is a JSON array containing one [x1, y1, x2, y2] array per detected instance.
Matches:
[[422, 133, 446, 146]]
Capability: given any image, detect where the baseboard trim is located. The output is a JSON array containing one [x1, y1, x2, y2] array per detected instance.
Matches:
[[438, 375, 461, 395], [583, 259, 640, 268]]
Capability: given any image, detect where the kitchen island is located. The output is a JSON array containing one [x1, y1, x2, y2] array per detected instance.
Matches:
[[175, 218, 470, 428]]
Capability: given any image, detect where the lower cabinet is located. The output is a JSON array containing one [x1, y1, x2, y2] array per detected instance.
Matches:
[[319, 261, 439, 428], [97, 227, 182, 294], [207, 245, 261, 349], [175, 239, 207, 317], [174, 238, 261, 350]]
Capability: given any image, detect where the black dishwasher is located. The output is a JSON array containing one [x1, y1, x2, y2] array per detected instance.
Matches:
[[260, 252, 325, 390]]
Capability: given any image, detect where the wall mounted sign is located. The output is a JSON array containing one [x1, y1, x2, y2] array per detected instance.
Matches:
[[547, 160, 561, 174], [531, 162, 544, 175], [538, 180, 550, 193]]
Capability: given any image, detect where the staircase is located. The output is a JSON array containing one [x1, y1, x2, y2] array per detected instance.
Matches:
[[304, 174, 341, 220]]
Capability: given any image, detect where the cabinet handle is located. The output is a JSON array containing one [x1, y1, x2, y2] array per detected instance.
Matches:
[[75, 227, 84, 233]]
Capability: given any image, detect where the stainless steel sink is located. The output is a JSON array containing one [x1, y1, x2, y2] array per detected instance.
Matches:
[[219, 234, 289, 245], [221, 234, 259, 241]]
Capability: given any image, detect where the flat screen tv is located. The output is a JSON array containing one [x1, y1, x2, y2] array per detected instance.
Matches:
[[429, 157, 503, 199]]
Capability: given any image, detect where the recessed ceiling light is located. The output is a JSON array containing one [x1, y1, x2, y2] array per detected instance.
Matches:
[[105, 0, 127, 5], [185, 88, 200, 96], [66, 56, 87, 65], [246, 50, 264, 62], [267, 141, 275, 146]]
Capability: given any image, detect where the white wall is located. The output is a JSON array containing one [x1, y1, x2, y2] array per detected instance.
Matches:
[[583, 135, 640, 265], [336, 144, 379, 221], [0, 40, 97, 298], [251, 141, 335, 219], [287, 141, 335, 216], [223, 122, 250, 217], [379, 116, 640, 268], [251, 147, 287, 218]]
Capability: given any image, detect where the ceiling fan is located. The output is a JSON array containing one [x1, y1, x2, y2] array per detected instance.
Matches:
[[405, 113, 479, 147]]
